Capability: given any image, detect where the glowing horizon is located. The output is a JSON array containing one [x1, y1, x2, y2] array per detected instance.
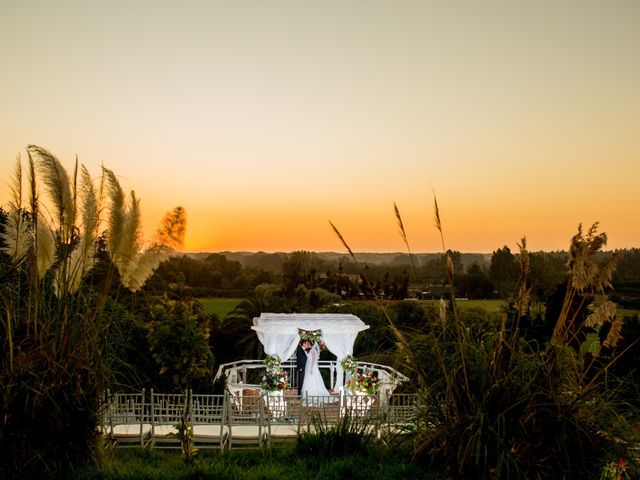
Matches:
[[1, 1, 639, 255]]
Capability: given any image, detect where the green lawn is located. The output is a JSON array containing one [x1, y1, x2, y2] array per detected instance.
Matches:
[[198, 298, 243, 319], [422, 299, 505, 313], [198, 296, 638, 321], [71, 445, 433, 480]]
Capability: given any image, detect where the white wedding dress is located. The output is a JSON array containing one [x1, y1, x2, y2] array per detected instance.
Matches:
[[301, 342, 336, 404]]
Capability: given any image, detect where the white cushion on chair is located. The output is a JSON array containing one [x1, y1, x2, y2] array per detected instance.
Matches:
[[112, 424, 151, 437], [229, 425, 262, 438], [153, 424, 179, 437], [269, 424, 298, 437], [192, 424, 228, 438]]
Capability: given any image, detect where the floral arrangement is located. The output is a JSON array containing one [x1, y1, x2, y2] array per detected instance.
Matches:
[[299, 328, 322, 342], [600, 459, 630, 480], [346, 370, 379, 395], [340, 355, 357, 374], [298, 328, 326, 349], [264, 354, 281, 370], [261, 354, 289, 391]]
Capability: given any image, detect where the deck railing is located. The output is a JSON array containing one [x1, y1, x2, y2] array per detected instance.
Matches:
[[215, 358, 409, 407]]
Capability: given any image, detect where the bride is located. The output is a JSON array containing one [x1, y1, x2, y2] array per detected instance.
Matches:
[[301, 341, 336, 403]]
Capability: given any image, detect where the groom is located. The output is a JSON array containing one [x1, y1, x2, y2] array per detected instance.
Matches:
[[296, 340, 312, 394]]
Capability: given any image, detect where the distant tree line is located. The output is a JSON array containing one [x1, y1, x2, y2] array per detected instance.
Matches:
[[142, 247, 640, 307]]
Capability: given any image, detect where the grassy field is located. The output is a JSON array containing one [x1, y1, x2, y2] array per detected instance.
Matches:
[[198, 298, 243, 319], [422, 298, 505, 313], [71, 446, 432, 480], [198, 296, 638, 321]]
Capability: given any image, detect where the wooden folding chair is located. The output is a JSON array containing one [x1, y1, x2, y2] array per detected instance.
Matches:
[[382, 393, 418, 439], [191, 392, 228, 450], [264, 391, 303, 444], [150, 390, 187, 448], [226, 390, 267, 448], [106, 389, 151, 447]]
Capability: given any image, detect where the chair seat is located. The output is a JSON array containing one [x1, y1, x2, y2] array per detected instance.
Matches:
[[112, 423, 152, 437], [229, 425, 263, 438], [192, 424, 229, 439], [268, 424, 299, 438], [153, 424, 179, 437]]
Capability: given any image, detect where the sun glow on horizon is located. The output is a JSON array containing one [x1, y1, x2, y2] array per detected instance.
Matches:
[[1, 1, 639, 254]]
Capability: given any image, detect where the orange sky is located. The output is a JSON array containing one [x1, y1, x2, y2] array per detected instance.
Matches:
[[1, 1, 638, 254]]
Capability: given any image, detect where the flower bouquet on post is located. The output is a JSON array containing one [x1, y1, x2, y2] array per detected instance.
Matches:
[[345, 369, 379, 395], [261, 354, 289, 392], [340, 354, 357, 385]]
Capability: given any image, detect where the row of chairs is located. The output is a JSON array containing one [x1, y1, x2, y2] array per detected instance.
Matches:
[[102, 389, 418, 450]]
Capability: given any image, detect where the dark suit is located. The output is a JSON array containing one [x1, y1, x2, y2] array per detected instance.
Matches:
[[296, 345, 308, 394]]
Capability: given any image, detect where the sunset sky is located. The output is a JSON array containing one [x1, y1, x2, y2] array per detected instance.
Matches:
[[1, 1, 638, 254]]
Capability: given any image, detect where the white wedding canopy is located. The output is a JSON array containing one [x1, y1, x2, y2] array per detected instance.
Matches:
[[251, 313, 370, 390]]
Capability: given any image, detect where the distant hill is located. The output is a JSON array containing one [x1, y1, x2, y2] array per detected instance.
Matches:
[[183, 251, 493, 269]]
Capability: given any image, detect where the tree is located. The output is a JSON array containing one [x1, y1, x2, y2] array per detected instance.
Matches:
[[528, 252, 567, 302], [458, 262, 494, 299], [489, 245, 520, 297], [146, 298, 214, 461]]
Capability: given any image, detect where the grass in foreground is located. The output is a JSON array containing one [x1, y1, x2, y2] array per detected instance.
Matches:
[[71, 446, 432, 480]]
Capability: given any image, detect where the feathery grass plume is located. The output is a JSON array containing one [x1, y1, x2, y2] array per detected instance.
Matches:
[[78, 166, 99, 263], [393, 202, 418, 277], [433, 188, 446, 253], [1, 157, 29, 261], [584, 299, 617, 329], [63, 166, 100, 293], [513, 237, 531, 320], [29, 145, 75, 241], [603, 317, 623, 349], [121, 247, 163, 292], [553, 222, 619, 346], [27, 149, 39, 263], [329, 220, 357, 262], [8, 155, 23, 211], [156, 206, 187, 251], [438, 297, 447, 325], [120, 206, 186, 291], [35, 215, 55, 280], [103, 166, 126, 265], [120, 190, 142, 273]]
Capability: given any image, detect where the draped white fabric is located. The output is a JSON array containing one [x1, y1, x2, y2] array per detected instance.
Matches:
[[251, 314, 369, 388], [321, 331, 358, 390]]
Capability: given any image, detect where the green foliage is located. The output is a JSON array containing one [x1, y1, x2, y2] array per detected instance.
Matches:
[[146, 298, 215, 462], [297, 411, 378, 458], [146, 298, 215, 389]]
